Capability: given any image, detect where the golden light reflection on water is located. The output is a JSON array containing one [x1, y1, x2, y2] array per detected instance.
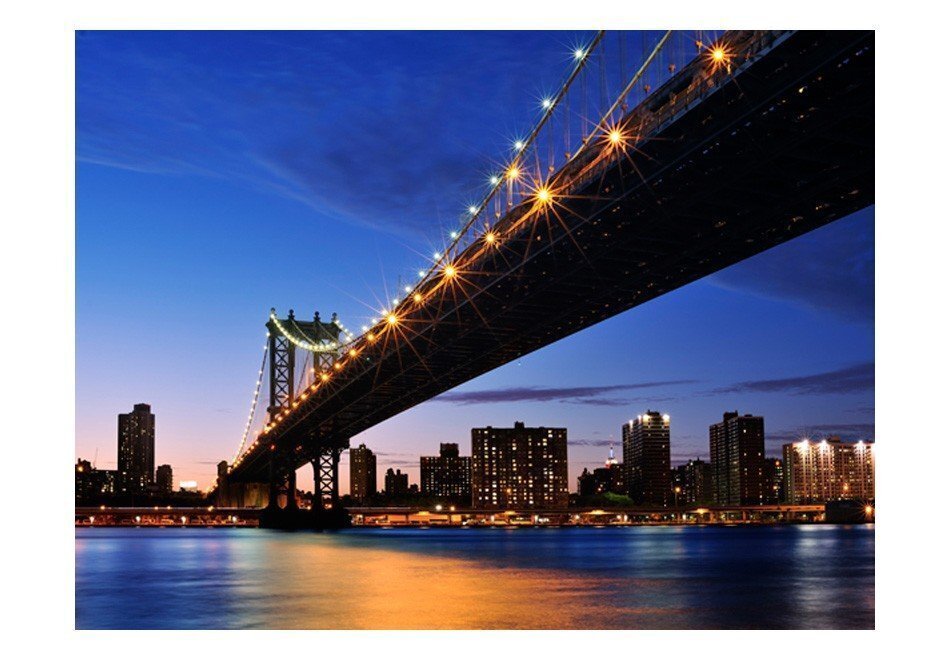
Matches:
[[234, 535, 656, 629]]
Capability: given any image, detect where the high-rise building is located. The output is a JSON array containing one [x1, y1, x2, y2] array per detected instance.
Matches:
[[156, 464, 173, 494], [622, 412, 671, 506], [471, 421, 569, 509], [350, 444, 377, 503], [384, 468, 409, 498], [762, 457, 784, 504], [117, 403, 155, 494], [782, 437, 875, 504], [709, 411, 766, 506], [671, 458, 713, 506], [420, 443, 472, 501]]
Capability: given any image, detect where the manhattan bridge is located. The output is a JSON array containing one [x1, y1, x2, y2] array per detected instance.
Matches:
[[211, 30, 873, 527]]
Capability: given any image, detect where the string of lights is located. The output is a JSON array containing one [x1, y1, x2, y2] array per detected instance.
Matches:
[[230, 334, 269, 465]]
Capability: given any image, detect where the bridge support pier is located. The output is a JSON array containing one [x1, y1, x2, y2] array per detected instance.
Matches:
[[308, 444, 350, 529]]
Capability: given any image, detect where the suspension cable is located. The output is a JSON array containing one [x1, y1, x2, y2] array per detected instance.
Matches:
[[231, 335, 269, 465]]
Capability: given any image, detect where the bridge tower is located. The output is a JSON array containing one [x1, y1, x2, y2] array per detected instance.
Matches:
[[263, 309, 350, 526]]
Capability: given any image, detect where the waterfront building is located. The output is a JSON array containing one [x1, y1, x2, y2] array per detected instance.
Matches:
[[349, 443, 377, 503], [471, 421, 569, 509], [622, 412, 671, 506], [671, 458, 713, 506], [420, 443, 472, 501], [782, 437, 875, 504], [117, 403, 155, 495], [763, 457, 784, 504], [156, 464, 173, 494], [709, 411, 766, 506], [384, 468, 409, 498], [75, 459, 117, 502]]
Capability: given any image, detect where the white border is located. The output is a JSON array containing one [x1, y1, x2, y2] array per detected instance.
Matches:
[[3, 0, 946, 653]]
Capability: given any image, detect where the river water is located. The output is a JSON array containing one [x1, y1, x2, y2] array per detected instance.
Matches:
[[75, 524, 874, 629]]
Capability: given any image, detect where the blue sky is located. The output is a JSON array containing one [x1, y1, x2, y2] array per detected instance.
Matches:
[[75, 30, 874, 490]]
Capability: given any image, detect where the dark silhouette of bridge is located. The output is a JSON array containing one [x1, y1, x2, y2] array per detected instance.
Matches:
[[215, 30, 874, 527]]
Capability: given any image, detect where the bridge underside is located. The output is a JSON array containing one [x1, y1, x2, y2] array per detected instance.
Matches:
[[230, 30, 873, 484]]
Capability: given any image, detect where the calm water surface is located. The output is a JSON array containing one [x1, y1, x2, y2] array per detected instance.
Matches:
[[75, 525, 874, 629]]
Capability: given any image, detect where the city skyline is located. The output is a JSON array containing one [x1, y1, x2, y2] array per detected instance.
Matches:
[[76, 30, 874, 490]]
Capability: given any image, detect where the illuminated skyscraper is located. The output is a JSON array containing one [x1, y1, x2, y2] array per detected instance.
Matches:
[[117, 403, 155, 494], [709, 411, 766, 506], [622, 411, 671, 506], [782, 437, 874, 504], [471, 421, 568, 508]]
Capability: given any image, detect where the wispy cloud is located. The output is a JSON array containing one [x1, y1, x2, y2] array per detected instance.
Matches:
[[436, 381, 697, 406], [568, 438, 616, 447], [712, 363, 873, 396], [76, 31, 577, 238]]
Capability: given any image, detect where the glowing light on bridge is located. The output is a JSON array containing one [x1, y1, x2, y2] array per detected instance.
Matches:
[[513, 140, 525, 152], [413, 293, 423, 303], [443, 264, 457, 279], [574, 47, 586, 61], [705, 42, 732, 71], [468, 205, 479, 215], [489, 175, 500, 185], [541, 97, 553, 109], [386, 313, 398, 326], [506, 165, 521, 181], [484, 231, 497, 245]]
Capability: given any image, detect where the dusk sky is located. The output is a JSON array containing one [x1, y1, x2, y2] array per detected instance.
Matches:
[[76, 30, 874, 491]]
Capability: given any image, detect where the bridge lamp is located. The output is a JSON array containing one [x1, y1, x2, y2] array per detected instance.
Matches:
[[417, 270, 426, 278], [574, 47, 586, 61], [711, 47, 725, 62], [450, 231, 459, 239], [513, 140, 525, 152], [386, 313, 398, 326], [367, 332, 376, 342], [333, 363, 342, 371], [413, 293, 423, 303], [348, 349, 358, 358], [404, 285, 412, 293], [506, 165, 520, 181], [433, 251, 441, 260], [484, 231, 497, 245], [535, 186, 554, 207], [608, 129, 623, 145], [541, 97, 553, 110], [320, 373, 330, 382], [443, 264, 457, 279], [468, 206, 479, 215], [489, 175, 500, 186]]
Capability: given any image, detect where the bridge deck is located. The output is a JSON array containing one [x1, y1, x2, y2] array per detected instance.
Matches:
[[229, 30, 873, 482]]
